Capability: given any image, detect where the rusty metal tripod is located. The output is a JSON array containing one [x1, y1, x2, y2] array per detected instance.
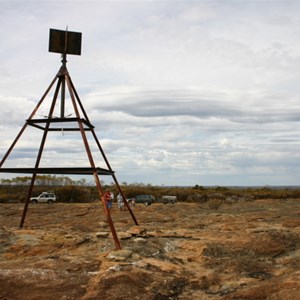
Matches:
[[0, 56, 138, 250]]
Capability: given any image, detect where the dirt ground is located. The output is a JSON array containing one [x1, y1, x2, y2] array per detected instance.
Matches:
[[0, 198, 300, 299]]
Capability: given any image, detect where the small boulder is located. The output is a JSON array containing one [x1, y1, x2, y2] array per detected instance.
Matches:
[[118, 232, 132, 240], [96, 232, 109, 238], [107, 249, 133, 261], [127, 226, 147, 236], [133, 237, 146, 243]]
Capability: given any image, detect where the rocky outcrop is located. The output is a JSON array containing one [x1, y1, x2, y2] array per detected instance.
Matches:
[[1, 199, 300, 299]]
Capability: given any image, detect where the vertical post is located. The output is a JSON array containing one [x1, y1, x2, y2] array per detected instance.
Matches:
[[60, 53, 67, 118]]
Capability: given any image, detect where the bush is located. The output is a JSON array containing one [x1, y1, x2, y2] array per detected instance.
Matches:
[[207, 199, 223, 210], [55, 185, 91, 202], [187, 193, 208, 203]]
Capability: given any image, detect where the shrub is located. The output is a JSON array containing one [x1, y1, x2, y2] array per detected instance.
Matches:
[[187, 193, 208, 203], [207, 199, 223, 210], [55, 185, 91, 202]]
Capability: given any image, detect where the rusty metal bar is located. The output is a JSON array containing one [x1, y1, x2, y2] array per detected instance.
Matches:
[[0, 167, 113, 175], [67, 75, 91, 122], [91, 129, 139, 226], [20, 77, 62, 228], [65, 74, 122, 250], [27, 117, 94, 128], [0, 74, 59, 168], [60, 53, 67, 118], [68, 74, 139, 226]]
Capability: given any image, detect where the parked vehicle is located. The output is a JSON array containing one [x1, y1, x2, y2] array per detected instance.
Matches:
[[162, 195, 177, 204], [127, 194, 155, 206], [30, 192, 57, 204]]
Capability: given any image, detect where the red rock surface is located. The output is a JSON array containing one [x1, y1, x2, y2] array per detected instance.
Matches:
[[1, 199, 300, 299]]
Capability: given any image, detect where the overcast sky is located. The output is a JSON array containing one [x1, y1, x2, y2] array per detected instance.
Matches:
[[1, 0, 300, 186]]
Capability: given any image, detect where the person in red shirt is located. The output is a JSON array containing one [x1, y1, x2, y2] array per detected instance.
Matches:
[[104, 191, 112, 211]]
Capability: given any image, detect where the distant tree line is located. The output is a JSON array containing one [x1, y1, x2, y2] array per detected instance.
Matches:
[[0, 175, 88, 186], [0, 176, 300, 203]]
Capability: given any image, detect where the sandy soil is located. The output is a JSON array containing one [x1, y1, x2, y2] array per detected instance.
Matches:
[[1, 198, 300, 299]]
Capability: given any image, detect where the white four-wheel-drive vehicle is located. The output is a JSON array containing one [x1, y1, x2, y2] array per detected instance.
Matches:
[[30, 192, 57, 204]]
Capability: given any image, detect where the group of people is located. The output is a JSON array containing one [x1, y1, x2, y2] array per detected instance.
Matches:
[[103, 191, 135, 211]]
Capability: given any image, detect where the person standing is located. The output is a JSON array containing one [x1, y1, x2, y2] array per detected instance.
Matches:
[[104, 191, 112, 211], [117, 193, 124, 211], [130, 197, 135, 210], [110, 191, 114, 203]]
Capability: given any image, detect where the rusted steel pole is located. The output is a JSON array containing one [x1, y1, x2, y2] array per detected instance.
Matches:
[[93, 171, 122, 250], [0, 74, 58, 168], [20, 77, 61, 228], [65, 74, 121, 250], [20, 173, 37, 228], [60, 53, 67, 118], [92, 130, 139, 225], [67, 76, 90, 121], [68, 75, 139, 226]]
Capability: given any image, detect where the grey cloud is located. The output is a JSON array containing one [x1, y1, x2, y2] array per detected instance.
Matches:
[[89, 88, 299, 126]]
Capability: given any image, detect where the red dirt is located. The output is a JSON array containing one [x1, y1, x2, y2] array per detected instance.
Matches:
[[1, 198, 300, 299]]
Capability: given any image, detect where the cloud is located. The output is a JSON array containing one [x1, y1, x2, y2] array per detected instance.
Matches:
[[0, 1, 300, 186]]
